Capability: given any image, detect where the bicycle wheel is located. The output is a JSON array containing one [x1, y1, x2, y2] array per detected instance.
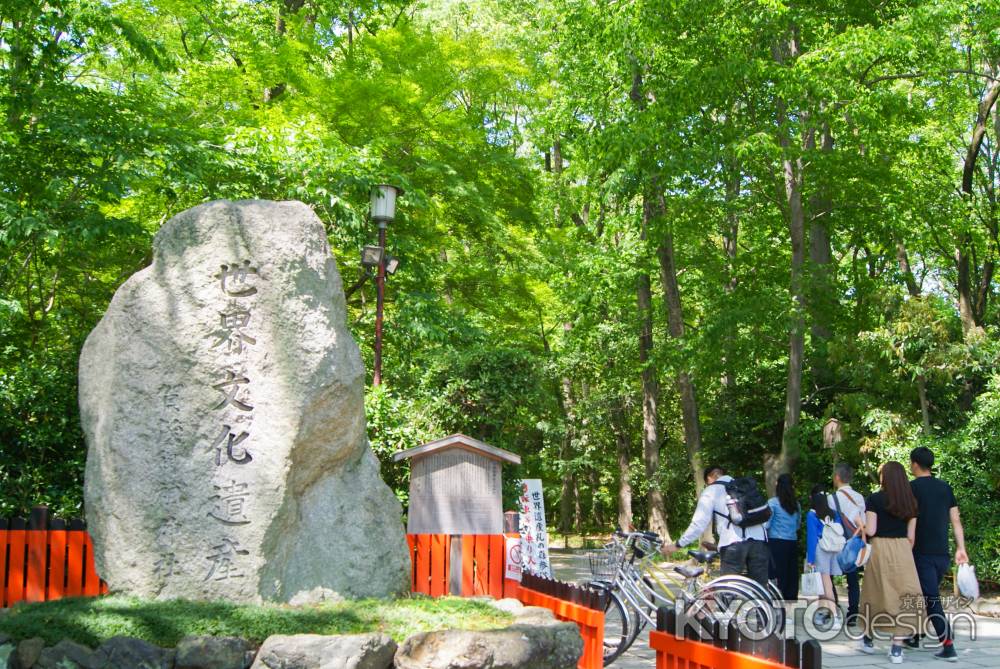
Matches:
[[586, 582, 632, 666], [692, 578, 778, 637]]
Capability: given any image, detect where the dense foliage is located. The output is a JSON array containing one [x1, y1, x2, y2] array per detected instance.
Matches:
[[2, 0, 998, 581]]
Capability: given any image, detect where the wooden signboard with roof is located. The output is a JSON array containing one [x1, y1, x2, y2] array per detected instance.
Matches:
[[393, 433, 521, 535]]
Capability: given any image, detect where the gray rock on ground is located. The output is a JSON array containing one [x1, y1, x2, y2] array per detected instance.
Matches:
[[175, 636, 253, 669], [249, 633, 396, 669], [394, 623, 584, 669], [12, 637, 43, 669], [91, 636, 175, 669], [80, 199, 410, 602], [35, 640, 95, 669]]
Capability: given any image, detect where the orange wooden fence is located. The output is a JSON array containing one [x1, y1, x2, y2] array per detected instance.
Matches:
[[407, 536, 606, 669], [518, 581, 605, 669], [1, 509, 109, 608], [651, 607, 822, 669], [406, 533, 520, 599], [651, 632, 795, 669]]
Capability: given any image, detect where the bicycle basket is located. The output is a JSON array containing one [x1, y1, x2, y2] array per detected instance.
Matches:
[[587, 545, 625, 579]]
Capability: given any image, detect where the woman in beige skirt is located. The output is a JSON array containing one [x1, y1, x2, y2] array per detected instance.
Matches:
[[860, 461, 925, 664]]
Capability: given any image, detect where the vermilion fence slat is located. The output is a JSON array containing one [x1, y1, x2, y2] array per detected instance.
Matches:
[[414, 534, 432, 595], [473, 535, 489, 596], [6, 529, 26, 606], [25, 529, 47, 602], [406, 535, 416, 592], [82, 533, 101, 596], [461, 535, 475, 596], [48, 529, 67, 601], [65, 531, 85, 597], [649, 630, 794, 669], [429, 534, 448, 598], [487, 534, 504, 598]]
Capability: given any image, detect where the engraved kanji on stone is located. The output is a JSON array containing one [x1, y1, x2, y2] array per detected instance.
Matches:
[[213, 370, 253, 412], [210, 424, 253, 465], [217, 260, 259, 297], [204, 538, 249, 581], [215, 303, 257, 354], [208, 480, 251, 525], [154, 553, 180, 578]]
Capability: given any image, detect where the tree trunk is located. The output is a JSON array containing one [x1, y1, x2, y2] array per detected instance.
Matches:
[[808, 123, 835, 393], [573, 476, 582, 531], [896, 238, 920, 297], [917, 374, 932, 434], [588, 469, 605, 528], [611, 400, 634, 531], [721, 156, 740, 389], [655, 227, 704, 501], [264, 0, 307, 102], [957, 76, 1000, 335], [773, 31, 810, 475], [896, 238, 934, 432], [639, 195, 670, 540], [558, 373, 576, 535]]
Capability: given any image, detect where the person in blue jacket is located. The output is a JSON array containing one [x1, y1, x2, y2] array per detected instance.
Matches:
[[806, 484, 843, 625], [765, 473, 800, 600]]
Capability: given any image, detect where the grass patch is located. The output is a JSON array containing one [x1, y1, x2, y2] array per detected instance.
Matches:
[[0, 595, 512, 648]]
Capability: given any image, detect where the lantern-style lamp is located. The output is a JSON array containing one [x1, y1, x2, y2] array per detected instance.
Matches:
[[370, 184, 402, 224]]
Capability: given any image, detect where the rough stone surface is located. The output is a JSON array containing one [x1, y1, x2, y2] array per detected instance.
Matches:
[[80, 199, 410, 602], [249, 633, 395, 669], [489, 598, 524, 615], [35, 640, 95, 669], [175, 636, 253, 669], [91, 636, 175, 669], [287, 586, 344, 607], [394, 623, 583, 669], [12, 637, 44, 669], [509, 605, 557, 626]]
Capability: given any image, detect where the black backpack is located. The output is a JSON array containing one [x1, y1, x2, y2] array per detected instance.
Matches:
[[712, 477, 772, 531]]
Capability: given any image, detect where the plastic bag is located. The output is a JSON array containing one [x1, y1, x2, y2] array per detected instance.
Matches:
[[956, 563, 980, 601], [800, 569, 824, 598]]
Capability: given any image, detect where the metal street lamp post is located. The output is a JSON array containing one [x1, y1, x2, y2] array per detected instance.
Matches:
[[369, 184, 402, 386]]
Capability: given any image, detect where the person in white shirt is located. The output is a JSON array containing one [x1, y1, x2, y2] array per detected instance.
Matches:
[[664, 466, 770, 586], [828, 463, 866, 625]]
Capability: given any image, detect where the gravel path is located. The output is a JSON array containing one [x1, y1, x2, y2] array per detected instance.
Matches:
[[550, 547, 1000, 668]]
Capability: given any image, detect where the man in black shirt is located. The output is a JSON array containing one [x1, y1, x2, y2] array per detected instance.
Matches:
[[907, 447, 968, 663]]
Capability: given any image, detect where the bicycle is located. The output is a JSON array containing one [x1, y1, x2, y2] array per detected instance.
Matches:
[[585, 530, 781, 666]]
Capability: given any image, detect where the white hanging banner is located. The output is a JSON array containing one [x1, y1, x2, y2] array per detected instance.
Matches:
[[517, 479, 552, 577], [504, 536, 522, 581]]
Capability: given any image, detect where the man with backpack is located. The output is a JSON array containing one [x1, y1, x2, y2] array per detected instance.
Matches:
[[665, 465, 772, 586]]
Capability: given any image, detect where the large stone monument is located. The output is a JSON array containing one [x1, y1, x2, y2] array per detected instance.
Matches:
[[80, 199, 410, 602]]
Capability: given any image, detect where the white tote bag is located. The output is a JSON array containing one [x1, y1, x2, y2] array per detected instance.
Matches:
[[800, 568, 824, 597]]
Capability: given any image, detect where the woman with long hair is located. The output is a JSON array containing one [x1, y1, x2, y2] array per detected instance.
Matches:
[[765, 473, 800, 600], [860, 461, 925, 664], [805, 483, 843, 624]]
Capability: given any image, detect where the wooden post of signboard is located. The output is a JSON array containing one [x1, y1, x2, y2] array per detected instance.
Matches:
[[449, 534, 462, 595]]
